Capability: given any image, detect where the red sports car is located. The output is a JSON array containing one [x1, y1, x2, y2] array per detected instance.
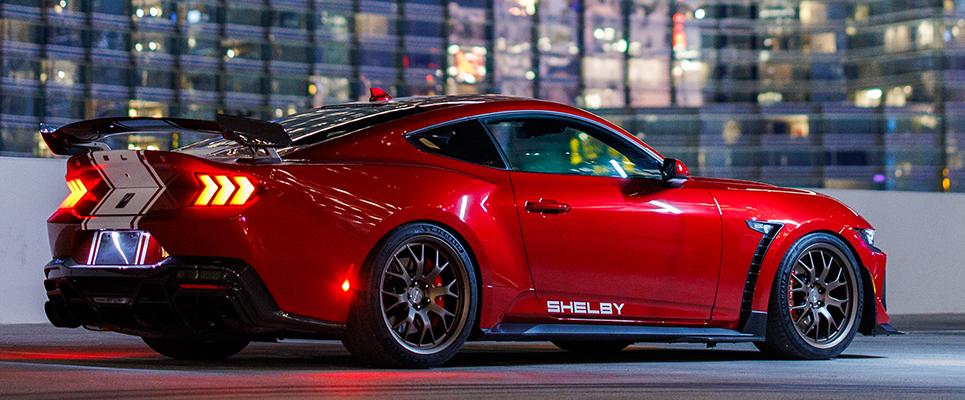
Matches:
[[41, 92, 896, 368]]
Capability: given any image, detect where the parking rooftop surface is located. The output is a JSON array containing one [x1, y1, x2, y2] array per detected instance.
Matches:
[[1, 323, 963, 399]]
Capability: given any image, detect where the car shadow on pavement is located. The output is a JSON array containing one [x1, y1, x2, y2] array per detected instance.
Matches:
[[445, 346, 883, 368], [0, 341, 883, 372]]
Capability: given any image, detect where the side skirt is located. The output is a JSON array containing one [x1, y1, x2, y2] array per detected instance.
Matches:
[[480, 313, 767, 343]]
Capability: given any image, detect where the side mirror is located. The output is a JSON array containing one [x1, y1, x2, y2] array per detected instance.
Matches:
[[660, 158, 689, 187]]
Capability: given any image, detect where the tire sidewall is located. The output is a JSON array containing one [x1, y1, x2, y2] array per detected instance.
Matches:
[[770, 232, 864, 359], [346, 223, 479, 368]]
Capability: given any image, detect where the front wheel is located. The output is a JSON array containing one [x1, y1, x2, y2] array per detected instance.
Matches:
[[142, 337, 249, 361], [757, 233, 864, 359], [342, 223, 478, 368]]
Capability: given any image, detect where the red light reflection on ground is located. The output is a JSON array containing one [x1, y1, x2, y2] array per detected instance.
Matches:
[[0, 349, 153, 361]]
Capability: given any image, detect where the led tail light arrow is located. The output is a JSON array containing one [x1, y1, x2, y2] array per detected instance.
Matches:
[[195, 174, 256, 207], [59, 178, 88, 209], [212, 175, 236, 206]]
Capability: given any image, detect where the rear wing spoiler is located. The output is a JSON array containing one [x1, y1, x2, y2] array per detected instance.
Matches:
[[41, 115, 292, 158]]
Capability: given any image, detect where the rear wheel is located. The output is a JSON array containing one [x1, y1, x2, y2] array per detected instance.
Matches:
[[553, 340, 631, 354], [342, 223, 478, 368], [142, 337, 249, 361], [757, 233, 863, 359]]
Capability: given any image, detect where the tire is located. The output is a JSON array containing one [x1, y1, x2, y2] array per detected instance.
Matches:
[[342, 223, 479, 368], [553, 340, 631, 354], [757, 232, 864, 359], [143, 337, 249, 361]]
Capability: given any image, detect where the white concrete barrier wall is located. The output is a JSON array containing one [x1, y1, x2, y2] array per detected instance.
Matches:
[[0, 157, 67, 323], [816, 189, 965, 316], [0, 156, 961, 323]]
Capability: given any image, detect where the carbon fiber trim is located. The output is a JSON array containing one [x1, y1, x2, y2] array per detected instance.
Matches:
[[738, 222, 783, 331]]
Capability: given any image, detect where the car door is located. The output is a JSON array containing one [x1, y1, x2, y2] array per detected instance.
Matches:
[[485, 114, 723, 322]]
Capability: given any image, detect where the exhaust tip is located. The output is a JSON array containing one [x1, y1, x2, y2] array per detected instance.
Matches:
[[45, 301, 81, 328]]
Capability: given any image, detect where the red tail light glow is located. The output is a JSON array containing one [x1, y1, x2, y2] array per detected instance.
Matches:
[[194, 174, 256, 206], [195, 175, 218, 206], [212, 175, 236, 206], [59, 178, 88, 209], [230, 176, 255, 205]]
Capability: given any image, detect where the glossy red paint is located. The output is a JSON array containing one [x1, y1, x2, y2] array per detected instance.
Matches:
[[45, 96, 889, 335], [511, 172, 722, 322]]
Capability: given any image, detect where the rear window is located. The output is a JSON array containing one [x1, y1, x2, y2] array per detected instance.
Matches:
[[407, 120, 506, 168], [181, 102, 436, 154], [279, 103, 430, 145]]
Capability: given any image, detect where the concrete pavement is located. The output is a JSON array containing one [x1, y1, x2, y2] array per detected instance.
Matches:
[[1, 324, 964, 399]]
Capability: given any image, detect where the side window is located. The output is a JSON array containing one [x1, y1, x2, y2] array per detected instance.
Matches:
[[485, 116, 662, 178], [407, 120, 506, 168]]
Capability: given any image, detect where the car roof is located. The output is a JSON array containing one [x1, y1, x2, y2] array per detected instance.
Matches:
[[339, 94, 533, 107]]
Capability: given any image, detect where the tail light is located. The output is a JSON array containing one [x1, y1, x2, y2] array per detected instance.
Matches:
[[59, 178, 88, 209], [194, 174, 257, 206]]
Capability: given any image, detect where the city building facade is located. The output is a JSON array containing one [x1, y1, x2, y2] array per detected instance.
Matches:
[[1, 0, 963, 191]]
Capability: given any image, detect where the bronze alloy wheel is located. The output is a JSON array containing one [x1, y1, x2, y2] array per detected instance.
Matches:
[[342, 223, 478, 368], [378, 236, 472, 355], [756, 232, 865, 360], [785, 243, 860, 349]]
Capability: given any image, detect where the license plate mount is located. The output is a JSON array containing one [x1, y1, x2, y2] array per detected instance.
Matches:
[[88, 230, 159, 267]]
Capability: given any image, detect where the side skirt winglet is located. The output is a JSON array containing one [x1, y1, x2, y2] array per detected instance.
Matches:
[[479, 322, 764, 343]]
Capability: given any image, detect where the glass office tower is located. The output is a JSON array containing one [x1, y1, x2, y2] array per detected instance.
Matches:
[[1, 0, 962, 192]]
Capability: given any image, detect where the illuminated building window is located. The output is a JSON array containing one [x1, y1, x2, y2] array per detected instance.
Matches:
[[628, 0, 670, 107], [128, 100, 168, 118], [538, 0, 579, 104], [854, 88, 883, 108], [884, 24, 912, 53], [311, 76, 351, 107], [799, 1, 827, 25], [494, 0, 534, 97], [447, 1, 489, 95], [356, 13, 394, 38]]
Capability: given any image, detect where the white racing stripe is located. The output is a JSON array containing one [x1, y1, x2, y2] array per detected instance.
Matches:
[[82, 150, 167, 230]]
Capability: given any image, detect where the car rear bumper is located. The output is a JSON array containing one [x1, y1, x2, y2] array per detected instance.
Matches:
[[43, 257, 345, 339]]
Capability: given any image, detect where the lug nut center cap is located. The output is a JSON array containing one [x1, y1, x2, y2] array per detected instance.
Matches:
[[407, 287, 424, 304], [808, 289, 821, 305]]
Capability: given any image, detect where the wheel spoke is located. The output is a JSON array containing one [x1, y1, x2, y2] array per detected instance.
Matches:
[[425, 261, 449, 282], [818, 251, 832, 283], [392, 307, 417, 334], [382, 290, 407, 312], [795, 309, 811, 326], [428, 281, 458, 299], [826, 274, 847, 291], [826, 296, 848, 311], [406, 244, 426, 279], [417, 311, 431, 345], [803, 253, 817, 282], [429, 302, 456, 332], [423, 311, 437, 344], [404, 307, 418, 335], [821, 308, 838, 331], [812, 308, 821, 340], [389, 255, 413, 285]]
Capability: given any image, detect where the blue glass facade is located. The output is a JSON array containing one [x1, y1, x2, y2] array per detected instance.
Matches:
[[1, 0, 962, 192]]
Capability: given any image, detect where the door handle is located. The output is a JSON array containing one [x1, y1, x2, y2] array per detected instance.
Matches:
[[525, 199, 571, 214]]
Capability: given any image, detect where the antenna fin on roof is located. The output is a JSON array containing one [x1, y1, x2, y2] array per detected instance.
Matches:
[[369, 87, 392, 102]]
